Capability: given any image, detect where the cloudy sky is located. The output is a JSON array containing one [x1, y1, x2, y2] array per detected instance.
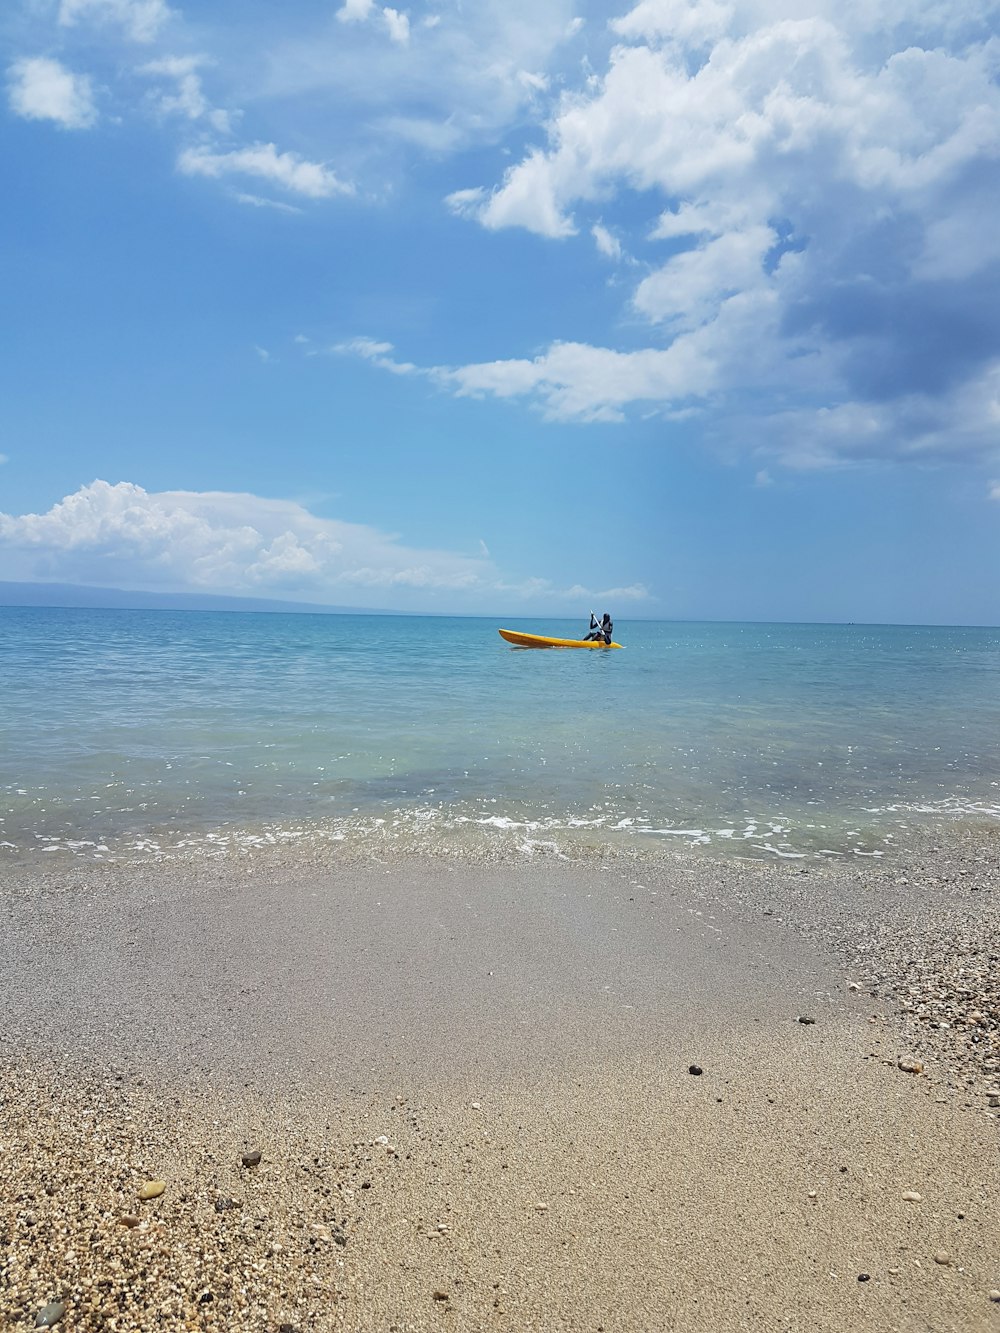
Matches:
[[2, 0, 999, 621]]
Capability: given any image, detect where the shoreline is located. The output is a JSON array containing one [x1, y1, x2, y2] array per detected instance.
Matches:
[[2, 835, 998, 1330], [5, 801, 1000, 869]]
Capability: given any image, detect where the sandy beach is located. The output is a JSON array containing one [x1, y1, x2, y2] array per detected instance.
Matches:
[[1, 837, 998, 1332]]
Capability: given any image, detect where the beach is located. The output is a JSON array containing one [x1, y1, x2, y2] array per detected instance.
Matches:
[[2, 835, 998, 1332]]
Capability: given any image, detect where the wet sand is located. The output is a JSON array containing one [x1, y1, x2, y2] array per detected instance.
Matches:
[[1, 840, 998, 1331]]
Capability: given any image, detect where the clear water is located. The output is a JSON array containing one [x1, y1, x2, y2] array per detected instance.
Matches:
[[2, 607, 1000, 862]]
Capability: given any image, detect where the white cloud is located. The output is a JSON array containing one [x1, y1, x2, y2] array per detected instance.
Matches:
[[383, 7, 410, 44], [591, 222, 621, 261], [59, 0, 173, 43], [178, 143, 354, 199], [140, 54, 234, 132], [7, 57, 97, 130], [235, 192, 303, 215], [0, 481, 652, 610], [990, 481, 1000, 502], [447, 150, 577, 237], [331, 337, 418, 375], [435, 337, 718, 422], [611, 0, 733, 46], [436, 1, 1000, 466], [518, 70, 550, 93], [337, 0, 375, 22], [259, 0, 581, 157], [0, 481, 492, 600], [633, 224, 776, 329]]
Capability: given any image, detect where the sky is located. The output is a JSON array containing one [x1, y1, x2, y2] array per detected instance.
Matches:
[[1, 0, 999, 623]]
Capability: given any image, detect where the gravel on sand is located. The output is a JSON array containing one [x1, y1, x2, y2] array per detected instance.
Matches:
[[1, 833, 998, 1332]]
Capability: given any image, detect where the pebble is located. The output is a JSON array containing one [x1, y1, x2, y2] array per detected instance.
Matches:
[[988, 1290, 1000, 1302], [688, 1065, 703, 1076], [118, 1213, 141, 1228], [35, 1304, 65, 1328], [241, 1150, 262, 1168], [901, 1191, 922, 1202], [897, 1059, 923, 1074], [138, 1180, 165, 1200], [857, 1273, 870, 1282], [933, 1249, 952, 1266], [797, 1016, 817, 1025]]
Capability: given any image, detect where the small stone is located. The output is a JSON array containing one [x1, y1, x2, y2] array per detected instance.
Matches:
[[138, 1181, 165, 1201], [798, 1016, 817, 1025], [897, 1059, 923, 1074], [933, 1250, 952, 1266], [241, 1150, 262, 1168], [888, 1268, 900, 1276], [471, 1101, 481, 1110], [988, 1289, 1000, 1302], [278, 1324, 299, 1333], [35, 1304, 65, 1328], [858, 1274, 870, 1283], [688, 1064, 703, 1076], [432, 1291, 449, 1302], [118, 1214, 140, 1228], [848, 983, 861, 993], [902, 1191, 922, 1202], [214, 1197, 239, 1213]]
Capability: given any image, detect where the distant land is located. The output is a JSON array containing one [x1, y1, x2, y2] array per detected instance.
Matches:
[[0, 582, 398, 616]]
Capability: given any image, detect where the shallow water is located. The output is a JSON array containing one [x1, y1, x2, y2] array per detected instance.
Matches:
[[2, 607, 999, 862]]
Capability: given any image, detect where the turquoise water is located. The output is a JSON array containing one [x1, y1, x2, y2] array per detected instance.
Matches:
[[2, 607, 1000, 862]]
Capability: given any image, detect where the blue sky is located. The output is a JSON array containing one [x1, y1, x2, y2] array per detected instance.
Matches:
[[1, 0, 999, 622]]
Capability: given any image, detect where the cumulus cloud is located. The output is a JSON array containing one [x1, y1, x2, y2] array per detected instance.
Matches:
[[336, 0, 375, 22], [383, 7, 410, 44], [0, 481, 492, 600], [59, 0, 173, 43], [437, 0, 1000, 468], [178, 143, 354, 199], [7, 56, 97, 129], [0, 481, 653, 610]]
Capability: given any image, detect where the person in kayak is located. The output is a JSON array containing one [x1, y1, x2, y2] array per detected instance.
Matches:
[[585, 611, 613, 643]]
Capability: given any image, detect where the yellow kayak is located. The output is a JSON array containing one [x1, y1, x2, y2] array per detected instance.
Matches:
[[499, 628, 623, 650]]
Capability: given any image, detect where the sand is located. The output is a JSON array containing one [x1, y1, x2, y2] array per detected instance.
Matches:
[[1, 837, 998, 1332]]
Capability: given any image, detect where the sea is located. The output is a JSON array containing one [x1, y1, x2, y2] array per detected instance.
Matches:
[[2, 606, 1000, 866]]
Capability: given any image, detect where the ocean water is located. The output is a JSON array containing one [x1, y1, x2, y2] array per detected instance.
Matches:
[[2, 606, 1000, 864]]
